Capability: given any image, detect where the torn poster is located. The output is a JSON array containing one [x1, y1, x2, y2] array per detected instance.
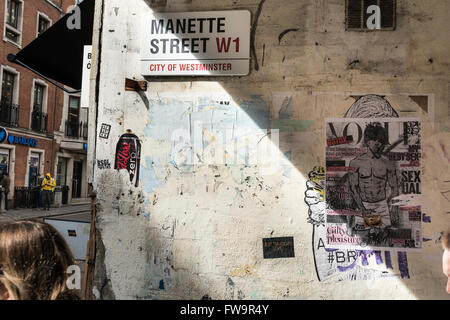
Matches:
[[325, 118, 422, 251]]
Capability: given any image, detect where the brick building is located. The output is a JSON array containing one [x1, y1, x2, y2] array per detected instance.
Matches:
[[0, 0, 88, 207]]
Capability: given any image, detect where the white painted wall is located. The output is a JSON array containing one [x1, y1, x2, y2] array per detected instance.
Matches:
[[91, 0, 450, 300]]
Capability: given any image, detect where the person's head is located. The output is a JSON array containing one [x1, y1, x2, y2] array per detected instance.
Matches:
[[3, 172, 8, 177], [0, 220, 80, 300], [442, 228, 450, 294], [45, 173, 51, 179], [363, 122, 388, 156]]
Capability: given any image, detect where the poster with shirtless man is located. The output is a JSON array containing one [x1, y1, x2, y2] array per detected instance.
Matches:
[[325, 118, 422, 251]]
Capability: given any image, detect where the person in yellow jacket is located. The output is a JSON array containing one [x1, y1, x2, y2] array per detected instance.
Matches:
[[41, 173, 55, 211]]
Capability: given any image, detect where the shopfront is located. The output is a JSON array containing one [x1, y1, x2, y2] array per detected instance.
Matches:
[[0, 126, 54, 207], [56, 141, 88, 203]]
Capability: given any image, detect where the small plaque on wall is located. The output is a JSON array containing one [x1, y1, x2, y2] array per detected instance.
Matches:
[[262, 237, 295, 259]]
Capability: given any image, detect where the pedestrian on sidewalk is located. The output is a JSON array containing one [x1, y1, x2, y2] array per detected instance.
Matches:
[[1, 172, 10, 211], [37, 173, 43, 209], [0, 220, 80, 300], [41, 173, 55, 211]]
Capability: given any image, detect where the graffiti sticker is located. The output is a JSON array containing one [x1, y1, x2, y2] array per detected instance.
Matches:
[[97, 159, 111, 170], [99, 123, 111, 139]]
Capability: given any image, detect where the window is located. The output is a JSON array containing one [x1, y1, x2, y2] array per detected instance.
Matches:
[[0, 67, 19, 127], [37, 14, 50, 37], [5, 29, 18, 42], [346, 0, 396, 31], [4, 0, 23, 45], [69, 96, 80, 123], [33, 83, 45, 112], [56, 157, 68, 186], [31, 80, 48, 113], [6, 0, 19, 28], [1, 71, 15, 104], [31, 81, 48, 132], [66, 96, 80, 137], [0, 149, 10, 175], [28, 153, 41, 187]]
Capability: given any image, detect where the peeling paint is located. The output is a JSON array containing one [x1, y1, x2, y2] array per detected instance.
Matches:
[[229, 263, 260, 278]]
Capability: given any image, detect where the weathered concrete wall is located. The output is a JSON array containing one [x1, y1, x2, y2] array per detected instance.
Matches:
[[91, 0, 450, 299]]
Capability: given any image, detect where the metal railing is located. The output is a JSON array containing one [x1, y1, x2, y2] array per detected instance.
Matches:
[[13, 187, 42, 209], [0, 100, 19, 127], [31, 108, 48, 133], [13, 186, 70, 208], [65, 120, 88, 140]]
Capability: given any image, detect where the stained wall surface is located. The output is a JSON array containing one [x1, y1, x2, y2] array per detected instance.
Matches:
[[91, 0, 450, 299]]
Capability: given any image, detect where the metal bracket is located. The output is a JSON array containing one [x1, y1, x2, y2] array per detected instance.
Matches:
[[125, 78, 147, 92]]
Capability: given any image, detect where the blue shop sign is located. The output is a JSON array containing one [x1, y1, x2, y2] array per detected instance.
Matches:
[[7, 135, 38, 147], [0, 127, 7, 144], [0, 127, 38, 147]]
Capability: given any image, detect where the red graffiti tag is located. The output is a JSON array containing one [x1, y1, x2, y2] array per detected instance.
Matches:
[[116, 142, 131, 169]]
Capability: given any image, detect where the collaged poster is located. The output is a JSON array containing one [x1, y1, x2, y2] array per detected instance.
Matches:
[[325, 118, 422, 251]]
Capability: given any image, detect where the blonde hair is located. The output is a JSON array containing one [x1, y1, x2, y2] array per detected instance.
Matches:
[[0, 220, 80, 300]]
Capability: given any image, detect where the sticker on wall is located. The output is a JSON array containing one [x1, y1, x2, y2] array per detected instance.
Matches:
[[114, 131, 141, 187], [262, 237, 295, 259], [99, 123, 111, 139], [97, 159, 111, 170]]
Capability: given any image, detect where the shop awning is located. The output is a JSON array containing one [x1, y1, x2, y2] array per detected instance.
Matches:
[[7, 0, 95, 93]]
